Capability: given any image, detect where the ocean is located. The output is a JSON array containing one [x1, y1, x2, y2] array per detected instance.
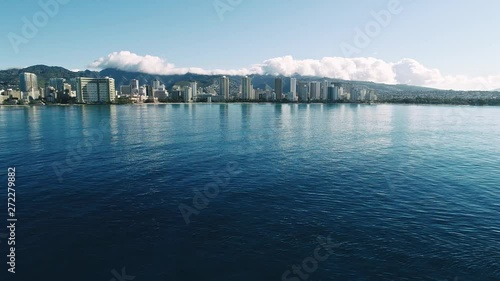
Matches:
[[0, 103, 499, 281]]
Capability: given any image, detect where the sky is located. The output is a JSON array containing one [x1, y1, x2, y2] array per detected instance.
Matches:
[[1, 0, 499, 90]]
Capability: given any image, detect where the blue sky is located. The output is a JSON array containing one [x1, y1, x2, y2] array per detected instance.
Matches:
[[1, 0, 499, 89]]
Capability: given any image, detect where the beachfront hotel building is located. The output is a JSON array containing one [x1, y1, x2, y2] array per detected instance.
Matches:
[[20, 72, 40, 100], [75, 77, 116, 103]]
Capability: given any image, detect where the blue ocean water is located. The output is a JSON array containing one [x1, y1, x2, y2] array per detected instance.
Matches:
[[0, 103, 499, 281]]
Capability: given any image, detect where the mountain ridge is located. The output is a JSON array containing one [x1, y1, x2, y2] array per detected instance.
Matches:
[[0, 65, 490, 94]]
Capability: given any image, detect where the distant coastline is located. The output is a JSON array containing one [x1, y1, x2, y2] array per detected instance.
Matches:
[[2, 100, 499, 107]]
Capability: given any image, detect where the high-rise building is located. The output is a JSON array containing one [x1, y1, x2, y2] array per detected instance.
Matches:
[[120, 85, 132, 96], [321, 80, 329, 101], [274, 77, 283, 101], [367, 90, 378, 101], [287, 91, 297, 102], [70, 78, 77, 91], [298, 82, 309, 102], [75, 77, 116, 103], [139, 86, 146, 96], [45, 86, 56, 101], [19, 72, 39, 99], [219, 76, 230, 100], [332, 83, 344, 100], [183, 86, 193, 102], [170, 86, 183, 101], [190, 82, 198, 97], [327, 86, 334, 101], [343, 84, 352, 97], [290, 78, 297, 96], [144, 85, 156, 102], [327, 85, 340, 102], [49, 78, 65, 97], [350, 89, 359, 102], [310, 81, 321, 100], [152, 79, 161, 90], [130, 79, 139, 95], [20, 72, 38, 92], [242, 76, 252, 100], [359, 89, 367, 101]]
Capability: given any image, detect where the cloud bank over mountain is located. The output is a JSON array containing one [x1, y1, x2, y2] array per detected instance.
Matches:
[[90, 51, 500, 91]]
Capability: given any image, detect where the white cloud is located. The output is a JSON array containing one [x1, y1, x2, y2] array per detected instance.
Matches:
[[90, 51, 181, 74], [89, 51, 259, 76], [90, 51, 500, 91]]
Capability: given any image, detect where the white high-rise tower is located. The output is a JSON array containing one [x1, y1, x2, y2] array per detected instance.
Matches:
[[190, 82, 198, 97], [219, 76, 230, 100], [290, 78, 297, 96], [242, 76, 252, 100]]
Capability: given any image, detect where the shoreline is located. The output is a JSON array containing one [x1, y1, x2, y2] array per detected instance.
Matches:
[[0, 101, 497, 107]]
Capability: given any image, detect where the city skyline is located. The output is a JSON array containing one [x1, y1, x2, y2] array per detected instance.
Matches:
[[1, 0, 500, 90], [4, 70, 386, 104]]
